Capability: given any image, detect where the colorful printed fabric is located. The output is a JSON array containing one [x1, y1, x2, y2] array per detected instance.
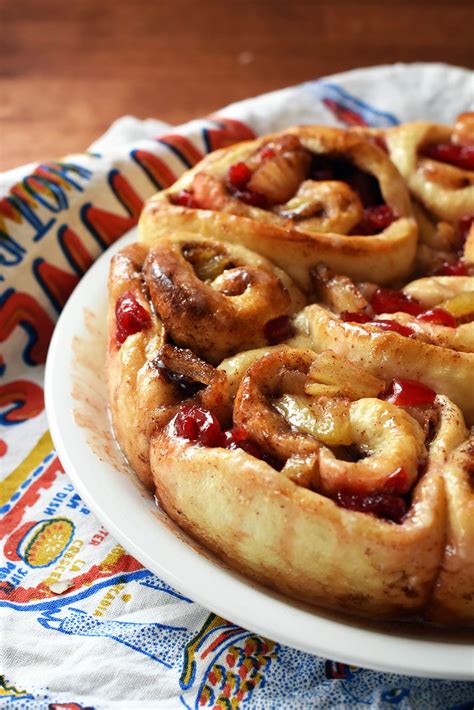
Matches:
[[1, 64, 474, 709]]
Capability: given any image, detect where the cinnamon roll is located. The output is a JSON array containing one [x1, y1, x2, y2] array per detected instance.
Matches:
[[107, 119, 474, 627], [139, 126, 418, 289], [107, 236, 305, 485], [386, 113, 474, 225], [306, 267, 474, 425], [150, 348, 469, 621]]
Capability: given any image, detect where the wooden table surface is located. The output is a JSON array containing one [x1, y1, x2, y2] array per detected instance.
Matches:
[[1, 0, 473, 171]]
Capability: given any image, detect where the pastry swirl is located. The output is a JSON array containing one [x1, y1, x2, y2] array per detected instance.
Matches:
[[149, 347, 468, 621], [386, 113, 474, 225], [306, 272, 474, 425], [107, 237, 305, 485], [139, 126, 418, 288]]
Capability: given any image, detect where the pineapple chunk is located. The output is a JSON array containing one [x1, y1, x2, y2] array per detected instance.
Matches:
[[311, 263, 369, 313], [247, 147, 311, 204], [274, 393, 352, 446], [305, 351, 385, 400], [280, 452, 319, 489], [439, 291, 474, 320]]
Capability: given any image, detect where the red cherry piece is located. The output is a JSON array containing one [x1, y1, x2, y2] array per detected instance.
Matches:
[[223, 428, 264, 458], [234, 189, 268, 208], [384, 467, 410, 495], [170, 190, 199, 208], [371, 287, 423, 316], [174, 405, 224, 447], [264, 315, 295, 344], [417, 308, 456, 327], [335, 490, 406, 523], [384, 378, 436, 407], [459, 214, 474, 246], [366, 319, 415, 337], [434, 259, 468, 276], [260, 147, 276, 160], [422, 143, 474, 171], [354, 205, 395, 235], [115, 291, 151, 345], [227, 162, 252, 191], [340, 311, 371, 323]]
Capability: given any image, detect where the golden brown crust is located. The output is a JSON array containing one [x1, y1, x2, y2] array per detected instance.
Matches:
[[150, 391, 467, 621], [428, 434, 474, 624], [139, 126, 418, 288], [108, 121, 474, 627], [305, 301, 474, 426], [107, 236, 305, 481], [107, 244, 172, 488], [141, 234, 305, 363]]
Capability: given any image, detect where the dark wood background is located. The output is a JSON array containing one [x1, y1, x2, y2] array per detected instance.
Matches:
[[1, 0, 473, 171]]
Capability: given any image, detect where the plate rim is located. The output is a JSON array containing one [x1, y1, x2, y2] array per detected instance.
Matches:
[[45, 227, 474, 682]]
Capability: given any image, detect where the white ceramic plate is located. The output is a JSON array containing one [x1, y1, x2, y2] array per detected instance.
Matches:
[[45, 227, 474, 681]]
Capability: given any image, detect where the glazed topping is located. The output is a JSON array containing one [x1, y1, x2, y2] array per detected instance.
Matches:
[[353, 205, 396, 235], [371, 287, 423, 316], [223, 427, 266, 459], [174, 404, 224, 447], [384, 378, 436, 407], [264, 315, 295, 345], [416, 308, 456, 327], [434, 259, 468, 276], [172, 404, 268, 458], [115, 290, 151, 345], [170, 189, 199, 208], [384, 466, 410, 494], [227, 162, 252, 190], [421, 142, 474, 171], [334, 490, 406, 524], [340, 311, 371, 323], [365, 319, 415, 337]]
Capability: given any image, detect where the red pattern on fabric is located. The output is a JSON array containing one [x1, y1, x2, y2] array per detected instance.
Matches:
[[0, 457, 63, 539], [132, 149, 177, 188], [58, 226, 95, 275], [0, 380, 44, 424], [205, 118, 256, 150], [33, 260, 80, 311], [0, 291, 55, 365], [322, 98, 367, 126]]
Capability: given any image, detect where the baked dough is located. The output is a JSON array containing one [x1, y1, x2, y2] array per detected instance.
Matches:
[[428, 433, 474, 624], [107, 235, 305, 486], [139, 126, 418, 288], [107, 121, 474, 626], [149, 348, 468, 621], [386, 113, 474, 224]]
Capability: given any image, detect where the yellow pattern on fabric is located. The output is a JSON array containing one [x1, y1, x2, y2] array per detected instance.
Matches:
[[0, 675, 31, 699], [181, 613, 228, 688], [0, 430, 53, 506]]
